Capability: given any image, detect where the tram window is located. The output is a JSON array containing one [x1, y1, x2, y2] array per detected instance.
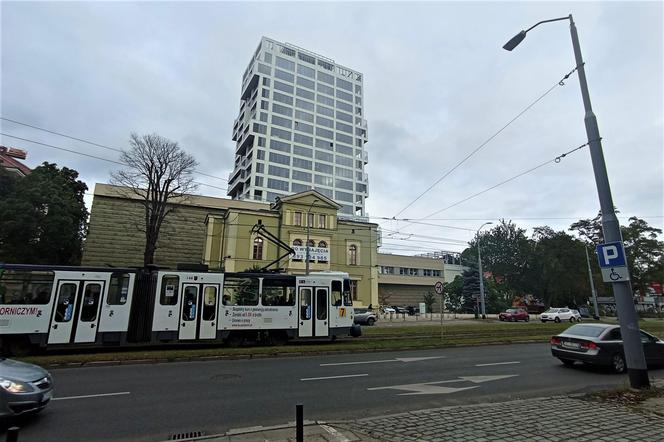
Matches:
[[224, 277, 259, 306], [262, 279, 296, 306], [316, 289, 328, 320], [182, 286, 198, 321], [331, 281, 342, 306], [160, 275, 179, 305], [300, 288, 312, 320], [107, 273, 130, 305], [202, 286, 217, 321], [342, 279, 353, 306], [55, 283, 77, 323], [0, 270, 54, 305], [80, 284, 102, 322]]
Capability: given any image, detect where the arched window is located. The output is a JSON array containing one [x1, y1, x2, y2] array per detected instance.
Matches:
[[253, 237, 264, 260], [293, 239, 303, 246], [292, 239, 303, 261], [318, 241, 327, 248], [348, 245, 357, 266], [307, 239, 315, 247]]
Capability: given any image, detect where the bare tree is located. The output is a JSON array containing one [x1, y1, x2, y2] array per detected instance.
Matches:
[[112, 133, 198, 266]]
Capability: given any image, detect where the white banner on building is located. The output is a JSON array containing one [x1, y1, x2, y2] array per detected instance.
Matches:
[[292, 246, 329, 262]]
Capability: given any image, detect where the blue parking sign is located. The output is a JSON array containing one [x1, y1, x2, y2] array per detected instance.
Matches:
[[596, 242, 627, 268]]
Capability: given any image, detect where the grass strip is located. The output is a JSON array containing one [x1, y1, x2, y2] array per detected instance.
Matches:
[[16, 320, 664, 368]]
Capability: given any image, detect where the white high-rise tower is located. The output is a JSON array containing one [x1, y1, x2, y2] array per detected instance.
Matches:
[[228, 37, 369, 217]]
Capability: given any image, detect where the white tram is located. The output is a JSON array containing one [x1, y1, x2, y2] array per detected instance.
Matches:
[[0, 264, 360, 354]]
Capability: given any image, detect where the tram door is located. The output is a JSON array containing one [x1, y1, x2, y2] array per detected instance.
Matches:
[[298, 286, 329, 338], [48, 280, 105, 344], [178, 283, 219, 340]]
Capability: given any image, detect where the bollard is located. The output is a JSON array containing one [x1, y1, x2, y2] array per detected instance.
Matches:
[[296, 403, 303, 442], [6, 427, 20, 442]]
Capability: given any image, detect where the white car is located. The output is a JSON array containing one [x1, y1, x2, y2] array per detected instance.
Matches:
[[540, 308, 582, 323], [382, 307, 396, 314]]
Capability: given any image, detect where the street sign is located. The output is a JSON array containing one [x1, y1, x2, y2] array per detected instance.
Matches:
[[434, 281, 444, 295], [596, 242, 627, 268], [596, 242, 630, 282]]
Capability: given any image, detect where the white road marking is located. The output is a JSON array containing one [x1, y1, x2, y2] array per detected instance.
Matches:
[[367, 374, 518, 395], [475, 361, 521, 367], [459, 374, 519, 383], [320, 356, 445, 366], [53, 391, 131, 401], [301, 373, 369, 381]]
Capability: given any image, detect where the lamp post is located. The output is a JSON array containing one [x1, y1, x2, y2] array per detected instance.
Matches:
[[503, 15, 649, 389], [477, 222, 493, 319], [305, 199, 319, 275]]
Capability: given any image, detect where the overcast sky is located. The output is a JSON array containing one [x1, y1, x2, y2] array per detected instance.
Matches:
[[2, 1, 662, 255]]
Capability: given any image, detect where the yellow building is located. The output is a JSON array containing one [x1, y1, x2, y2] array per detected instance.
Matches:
[[83, 185, 379, 307]]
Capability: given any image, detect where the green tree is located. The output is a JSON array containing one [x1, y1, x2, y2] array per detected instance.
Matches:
[[423, 291, 437, 315], [621, 217, 664, 296], [463, 220, 532, 291], [444, 276, 464, 316], [462, 265, 481, 313], [525, 226, 591, 307], [0, 162, 88, 264]]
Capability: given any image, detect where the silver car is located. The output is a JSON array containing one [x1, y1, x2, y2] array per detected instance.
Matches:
[[1, 358, 54, 418]]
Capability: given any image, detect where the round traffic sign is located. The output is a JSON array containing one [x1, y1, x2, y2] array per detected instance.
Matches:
[[434, 281, 444, 295]]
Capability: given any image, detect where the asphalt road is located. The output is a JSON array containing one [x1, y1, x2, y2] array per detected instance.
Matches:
[[5, 343, 663, 441]]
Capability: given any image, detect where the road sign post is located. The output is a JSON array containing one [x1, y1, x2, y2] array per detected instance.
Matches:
[[434, 281, 445, 342]]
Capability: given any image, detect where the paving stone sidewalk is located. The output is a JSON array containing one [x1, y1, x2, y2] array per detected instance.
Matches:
[[336, 396, 664, 442]]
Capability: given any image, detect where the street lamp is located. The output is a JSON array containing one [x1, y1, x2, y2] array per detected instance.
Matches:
[[503, 15, 649, 389], [305, 199, 319, 275], [476, 222, 493, 319]]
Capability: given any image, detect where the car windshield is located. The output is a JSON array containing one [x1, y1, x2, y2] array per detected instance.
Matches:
[[563, 324, 606, 337], [506, 309, 516, 313], [544, 308, 559, 313]]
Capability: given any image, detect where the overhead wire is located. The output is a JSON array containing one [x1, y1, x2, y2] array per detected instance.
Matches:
[[391, 65, 582, 219], [0, 118, 229, 181], [0, 132, 229, 192]]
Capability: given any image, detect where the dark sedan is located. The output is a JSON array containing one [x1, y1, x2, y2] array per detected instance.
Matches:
[[550, 323, 664, 373], [1, 358, 54, 418]]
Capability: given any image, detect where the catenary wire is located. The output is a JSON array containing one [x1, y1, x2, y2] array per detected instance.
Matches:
[[0, 119, 229, 181], [392, 65, 581, 219], [1, 132, 228, 192]]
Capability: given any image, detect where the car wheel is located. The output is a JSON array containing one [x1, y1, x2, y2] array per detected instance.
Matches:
[[541, 320, 546, 323], [569, 317, 575, 323], [510, 317, 515, 322], [499, 317, 504, 321], [560, 358, 575, 366], [612, 353, 626, 373], [525, 316, 530, 322], [554, 317, 561, 323], [367, 318, 375, 326]]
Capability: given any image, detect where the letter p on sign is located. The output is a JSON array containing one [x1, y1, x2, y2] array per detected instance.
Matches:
[[596, 242, 627, 268]]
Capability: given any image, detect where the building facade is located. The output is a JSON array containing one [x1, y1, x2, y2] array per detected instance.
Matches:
[[228, 37, 369, 217], [377, 253, 464, 312], [83, 185, 379, 307]]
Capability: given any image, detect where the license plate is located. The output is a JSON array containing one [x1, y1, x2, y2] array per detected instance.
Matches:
[[562, 341, 580, 349], [43, 391, 52, 401]]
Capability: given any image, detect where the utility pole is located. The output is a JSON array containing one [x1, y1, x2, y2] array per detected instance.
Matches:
[[305, 199, 319, 275], [585, 246, 600, 320]]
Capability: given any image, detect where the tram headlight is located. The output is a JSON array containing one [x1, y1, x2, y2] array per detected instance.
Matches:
[[0, 378, 33, 393]]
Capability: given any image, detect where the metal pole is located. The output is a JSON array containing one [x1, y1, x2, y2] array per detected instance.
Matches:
[[6, 427, 20, 442], [585, 246, 600, 320], [296, 403, 303, 442], [476, 222, 491, 319], [568, 15, 648, 388], [440, 292, 444, 342], [305, 199, 318, 275]]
